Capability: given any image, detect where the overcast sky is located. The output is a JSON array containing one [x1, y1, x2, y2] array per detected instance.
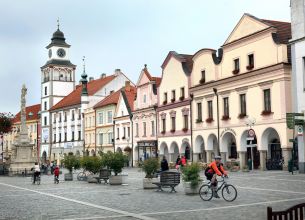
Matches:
[[0, 0, 291, 114]]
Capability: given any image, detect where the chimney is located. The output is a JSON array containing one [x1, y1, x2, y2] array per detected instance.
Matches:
[[114, 69, 121, 76], [125, 81, 131, 92], [100, 73, 106, 79], [89, 77, 94, 82]]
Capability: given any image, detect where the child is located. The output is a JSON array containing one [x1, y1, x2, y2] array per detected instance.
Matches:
[[54, 166, 60, 184]]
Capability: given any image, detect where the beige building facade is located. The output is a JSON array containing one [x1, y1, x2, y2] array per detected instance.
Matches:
[[190, 14, 292, 170]]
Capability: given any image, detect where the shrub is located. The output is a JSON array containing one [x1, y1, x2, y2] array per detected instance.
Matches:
[[62, 154, 80, 173], [142, 158, 159, 178], [101, 151, 125, 176], [181, 163, 201, 189], [80, 156, 102, 174]]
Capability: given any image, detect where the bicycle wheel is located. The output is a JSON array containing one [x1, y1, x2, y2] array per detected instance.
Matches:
[[222, 184, 237, 202], [199, 184, 213, 201], [37, 177, 41, 185], [77, 172, 86, 181]]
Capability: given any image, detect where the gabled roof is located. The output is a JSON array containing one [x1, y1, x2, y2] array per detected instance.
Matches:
[[136, 65, 161, 87], [152, 77, 161, 87], [261, 19, 291, 44], [116, 86, 137, 117], [161, 51, 193, 75], [50, 75, 116, 111], [13, 104, 41, 124], [93, 89, 121, 109]]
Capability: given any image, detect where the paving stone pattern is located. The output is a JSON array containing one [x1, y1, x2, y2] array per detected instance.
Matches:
[[0, 168, 304, 220]]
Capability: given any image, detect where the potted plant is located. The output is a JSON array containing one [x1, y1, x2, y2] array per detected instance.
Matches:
[[242, 165, 249, 172], [205, 118, 214, 123], [182, 128, 188, 132], [179, 96, 185, 101], [238, 113, 247, 119], [232, 69, 240, 75], [221, 115, 230, 121], [230, 161, 240, 172], [196, 118, 202, 123], [62, 153, 80, 181], [261, 110, 273, 116], [101, 151, 126, 185], [246, 64, 254, 70], [181, 163, 202, 195], [141, 158, 159, 189], [80, 156, 102, 183]]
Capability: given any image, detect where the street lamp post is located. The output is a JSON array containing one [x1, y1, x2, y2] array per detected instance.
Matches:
[[213, 88, 220, 156]]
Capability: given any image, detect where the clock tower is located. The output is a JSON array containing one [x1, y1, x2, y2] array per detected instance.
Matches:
[[40, 22, 76, 160]]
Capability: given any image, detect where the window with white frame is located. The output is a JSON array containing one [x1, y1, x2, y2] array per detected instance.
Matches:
[[99, 133, 103, 145], [98, 112, 103, 124], [151, 121, 155, 136], [108, 132, 113, 144], [107, 111, 113, 123]]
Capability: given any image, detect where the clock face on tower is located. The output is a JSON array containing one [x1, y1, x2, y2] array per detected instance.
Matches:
[[57, 48, 66, 58], [48, 49, 52, 58]]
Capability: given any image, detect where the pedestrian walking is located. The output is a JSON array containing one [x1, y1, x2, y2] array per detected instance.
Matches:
[[161, 156, 169, 172], [54, 166, 60, 184]]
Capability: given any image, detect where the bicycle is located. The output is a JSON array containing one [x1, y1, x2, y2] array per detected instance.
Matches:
[[199, 176, 237, 202], [77, 169, 92, 181], [31, 173, 41, 185]]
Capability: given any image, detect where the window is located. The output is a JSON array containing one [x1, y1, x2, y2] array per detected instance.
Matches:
[[117, 127, 120, 139], [184, 115, 188, 130], [99, 133, 103, 145], [197, 103, 202, 121], [143, 122, 146, 137], [123, 127, 126, 138], [98, 112, 103, 124], [64, 132, 67, 142], [171, 90, 175, 102], [234, 58, 240, 71], [107, 111, 113, 123], [171, 116, 176, 131], [164, 92, 167, 104], [108, 132, 113, 144], [53, 114, 56, 123], [59, 113, 62, 122], [72, 110, 75, 121], [78, 131, 81, 140], [53, 134, 56, 143], [248, 54, 254, 68], [71, 131, 74, 141], [44, 101, 47, 111], [151, 121, 155, 136], [180, 87, 185, 99], [59, 133, 61, 142], [64, 112, 67, 122], [143, 94, 147, 103], [127, 127, 130, 138], [162, 118, 166, 133], [223, 97, 229, 117], [200, 70, 206, 83], [135, 123, 139, 137], [240, 94, 247, 116], [78, 109, 81, 120], [263, 89, 271, 112], [208, 101, 213, 119], [44, 116, 47, 126], [44, 86, 47, 96]]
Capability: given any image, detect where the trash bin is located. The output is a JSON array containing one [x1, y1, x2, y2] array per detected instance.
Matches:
[[248, 158, 252, 170]]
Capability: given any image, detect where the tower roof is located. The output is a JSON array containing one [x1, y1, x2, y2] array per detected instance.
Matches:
[[46, 25, 71, 49]]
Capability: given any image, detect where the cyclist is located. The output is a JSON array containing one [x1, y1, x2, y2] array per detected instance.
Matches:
[[33, 162, 41, 184], [205, 156, 228, 198]]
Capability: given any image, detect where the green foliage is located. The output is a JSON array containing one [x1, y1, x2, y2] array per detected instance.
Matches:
[[142, 158, 159, 178], [181, 163, 201, 189], [0, 112, 14, 134], [80, 156, 102, 174], [62, 154, 80, 173], [101, 151, 125, 176]]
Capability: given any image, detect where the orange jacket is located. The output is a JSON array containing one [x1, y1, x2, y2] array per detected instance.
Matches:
[[208, 161, 227, 176]]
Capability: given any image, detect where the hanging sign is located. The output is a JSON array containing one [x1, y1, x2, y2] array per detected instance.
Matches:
[[298, 126, 303, 136]]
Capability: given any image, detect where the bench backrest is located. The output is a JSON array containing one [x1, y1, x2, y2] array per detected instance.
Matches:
[[267, 203, 305, 220], [160, 171, 180, 185], [100, 169, 111, 178]]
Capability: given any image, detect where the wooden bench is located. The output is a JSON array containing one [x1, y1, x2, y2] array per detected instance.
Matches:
[[98, 169, 111, 184], [152, 171, 180, 193], [267, 203, 305, 220]]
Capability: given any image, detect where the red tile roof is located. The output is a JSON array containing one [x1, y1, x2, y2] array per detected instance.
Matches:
[[152, 77, 161, 87], [123, 87, 137, 112], [93, 89, 121, 109], [50, 75, 116, 111], [261, 19, 291, 44], [13, 104, 41, 123]]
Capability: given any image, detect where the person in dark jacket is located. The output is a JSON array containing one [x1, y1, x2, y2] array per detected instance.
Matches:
[[161, 156, 169, 172]]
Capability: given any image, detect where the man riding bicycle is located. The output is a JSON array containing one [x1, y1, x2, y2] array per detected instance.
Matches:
[[205, 156, 228, 198]]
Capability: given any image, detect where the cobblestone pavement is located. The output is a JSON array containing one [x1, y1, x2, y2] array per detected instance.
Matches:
[[0, 168, 304, 220]]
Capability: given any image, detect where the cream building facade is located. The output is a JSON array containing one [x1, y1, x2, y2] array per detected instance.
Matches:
[[190, 14, 292, 170]]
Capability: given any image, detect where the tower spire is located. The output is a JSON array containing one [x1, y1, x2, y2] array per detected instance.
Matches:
[[80, 56, 88, 95], [57, 18, 60, 30], [82, 56, 86, 75]]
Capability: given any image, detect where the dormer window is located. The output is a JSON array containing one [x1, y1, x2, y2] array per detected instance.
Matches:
[[200, 70, 206, 84], [233, 59, 240, 75], [180, 87, 185, 101], [171, 90, 175, 103], [163, 93, 167, 105], [247, 54, 254, 70]]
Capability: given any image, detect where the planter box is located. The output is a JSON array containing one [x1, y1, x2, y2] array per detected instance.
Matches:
[[87, 175, 98, 183], [109, 174, 128, 185], [183, 181, 201, 195], [64, 173, 73, 181], [143, 178, 158, 189]]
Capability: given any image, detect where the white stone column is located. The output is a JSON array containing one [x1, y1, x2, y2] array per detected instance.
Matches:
[[206, 150, 212, 163], [259, 150, 267, 171], [238, 151, 246, 169], [220, 152, 227, 163], [169, 153, 175, 163], [282, 148, 292, 171], [193, 153, 199, 162]]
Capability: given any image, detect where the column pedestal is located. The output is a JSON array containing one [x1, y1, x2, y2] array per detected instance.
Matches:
[[282, 148, 292, 171], [220, 152, 227, 164], [193, 153, 199, 162], [169, 153, 175, 163], [238, 151, 246, 169], [206, 150, 213, 163], [259, 150, 267, 171]]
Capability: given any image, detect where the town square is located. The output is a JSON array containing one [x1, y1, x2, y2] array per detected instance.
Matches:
[[0, 0, 305, 219]]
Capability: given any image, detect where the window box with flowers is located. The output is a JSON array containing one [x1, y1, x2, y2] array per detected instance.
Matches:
[[171, 98, 175, 103], [238, 113, 247, 119], [246, 65, 254, 70], [170, 129, 175, 133], [163, 100, 167, 105], [221, 115, 230, 121], [122, 136, 126, 140], [232, 69, 240, 75], [199, 78, 205, 84], [196, 119, 203, 123], [182, 128, 188, 133], [205, 118, 214, 123], [161, 131, 166, 135], [179, 96, 185, 101], [116, 137, 119, 140], [261, 110, 273, 116]]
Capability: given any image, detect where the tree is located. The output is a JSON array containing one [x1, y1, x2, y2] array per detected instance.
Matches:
[[0, 112, 14, 134]]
